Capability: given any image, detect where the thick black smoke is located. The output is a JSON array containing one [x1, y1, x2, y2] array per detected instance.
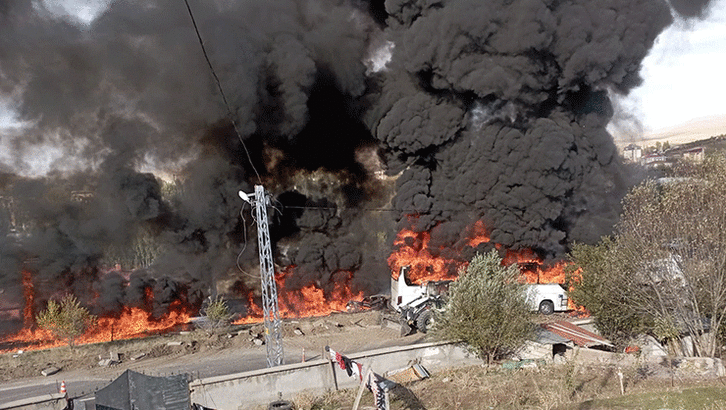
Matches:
[[370, 0, 678, 260], [0, 0, 713, 328], [670, 0, 713, 17]]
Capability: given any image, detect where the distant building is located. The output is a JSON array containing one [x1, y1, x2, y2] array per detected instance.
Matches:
[[682, 147, 705, 162], [641, 153, 668, 168], [623, 144, 642, 162]]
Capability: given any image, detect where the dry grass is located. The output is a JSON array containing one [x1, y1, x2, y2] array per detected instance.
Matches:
[[286, 363, 726, 410]]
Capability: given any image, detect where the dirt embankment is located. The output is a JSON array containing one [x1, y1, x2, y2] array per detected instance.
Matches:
[[0, 310, 411, 383]]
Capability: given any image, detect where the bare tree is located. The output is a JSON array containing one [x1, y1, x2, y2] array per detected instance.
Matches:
[[571, 156, 726, 357], [103, 226, 164, 269]]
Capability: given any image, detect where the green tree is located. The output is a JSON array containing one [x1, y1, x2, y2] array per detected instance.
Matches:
[[36, 295, 97, 347], [566, 240, 650, 347], [433, 250, 533, 364]]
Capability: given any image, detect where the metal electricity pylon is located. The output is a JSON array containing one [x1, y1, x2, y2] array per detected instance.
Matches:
[[239, 185, 284, 367]]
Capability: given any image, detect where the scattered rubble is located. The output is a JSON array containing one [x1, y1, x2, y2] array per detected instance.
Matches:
[[386, 364, 430, 383], [98, 358, 118, 367], [675, 357, 726, 379], [130, 353, 147, 361], [502, 359, 545, 370]]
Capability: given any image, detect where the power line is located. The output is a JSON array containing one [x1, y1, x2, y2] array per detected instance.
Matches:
[[282, 205, 465, 213], [183, 0, 262, 185]]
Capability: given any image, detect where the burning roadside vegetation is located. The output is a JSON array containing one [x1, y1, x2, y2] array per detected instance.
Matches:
[[0, 0, 716, 349]]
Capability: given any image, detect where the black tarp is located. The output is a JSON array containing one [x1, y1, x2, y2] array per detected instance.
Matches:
[[95, 370, 189, 410]]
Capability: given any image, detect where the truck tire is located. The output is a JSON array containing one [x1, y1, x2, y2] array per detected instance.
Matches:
[[268, 400, 294, 410], [539, 300, 555, 315], [416, 310, 433, 333]]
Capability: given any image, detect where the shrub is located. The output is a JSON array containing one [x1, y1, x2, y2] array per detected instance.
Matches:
[[200, 296, 233, 334], [433, 250, 533, 364]]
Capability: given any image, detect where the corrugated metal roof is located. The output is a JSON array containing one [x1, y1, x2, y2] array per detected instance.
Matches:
[[532, 327, 571, 345], [541, 320, 613, 348]]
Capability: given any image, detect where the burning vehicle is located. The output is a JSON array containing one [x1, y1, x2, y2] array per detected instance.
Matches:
[[391, 265, 569, 335], [391, 266, 453, 335], [345, 294, 389, 313], [524, 284, 569, 315]]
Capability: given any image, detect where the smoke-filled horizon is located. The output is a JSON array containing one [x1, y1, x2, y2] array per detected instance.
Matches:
[[0, 0, 713, 327]]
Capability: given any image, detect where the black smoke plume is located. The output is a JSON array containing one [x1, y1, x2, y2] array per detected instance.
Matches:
[[0, 0, 713, 330]]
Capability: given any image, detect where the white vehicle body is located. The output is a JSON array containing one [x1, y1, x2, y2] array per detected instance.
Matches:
[[390, 266, 451, 312], [391, 266, 569, 320], [525, 283, 569, 314]]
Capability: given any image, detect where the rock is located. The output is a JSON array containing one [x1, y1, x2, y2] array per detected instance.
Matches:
[[98, 359, 118, 367], [676, 357, 726, 378], [293, 328, 304, 336], [41, 367, 60, 376], [109, 351, 120, 362], [520, 361, 540, 369], [130, 353, 147, 361], [253, 338, 264, 346], [166, 341, 183, 346]]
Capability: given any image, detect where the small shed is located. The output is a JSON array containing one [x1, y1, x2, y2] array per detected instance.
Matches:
[[95, 370, 190, 410], [541, 320, 613, 348]]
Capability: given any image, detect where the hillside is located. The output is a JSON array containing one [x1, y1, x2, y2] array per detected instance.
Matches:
[[613, 114, 726, 150]]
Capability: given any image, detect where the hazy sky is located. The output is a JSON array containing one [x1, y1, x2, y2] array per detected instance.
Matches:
[[1, 0, 725, 135], [615, 0, 726, 134]]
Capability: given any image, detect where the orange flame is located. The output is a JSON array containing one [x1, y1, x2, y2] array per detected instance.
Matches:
[[234, 267, 363, 325], [503, 249, 568, 284], [387, 218, 492, 284], [0, 301, 193, 353], [388, 217, 586, 314]]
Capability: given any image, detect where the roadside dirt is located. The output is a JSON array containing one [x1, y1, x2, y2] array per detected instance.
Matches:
[[0, 310, 419, 383]]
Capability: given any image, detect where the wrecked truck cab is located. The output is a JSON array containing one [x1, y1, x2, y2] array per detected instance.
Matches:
[[390, 266, 452, 335], [390, 266, 452, 312], [525, 283, 568, 315]]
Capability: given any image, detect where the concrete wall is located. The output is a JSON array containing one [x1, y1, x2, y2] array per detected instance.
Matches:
[[189, 341, 480, 409], [0, 394, 67, 410]]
